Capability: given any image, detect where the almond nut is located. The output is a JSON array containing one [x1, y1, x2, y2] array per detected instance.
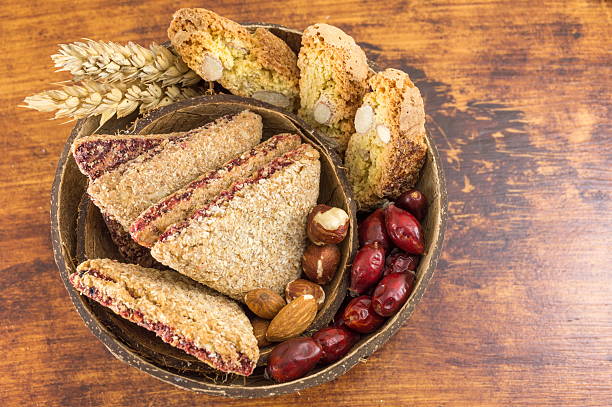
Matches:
[[354, 103, 374, 133], [251, 317, 271, 347], [376, 124, 391, 144], [302, 243, 340, 285], [285, 279, 325, 309], [200, 54, 223, 81], [244, 288, 286, 320], [266, 295, 318, 342], [307, 204, 350, 245], [252, 90, 291, 109], [313, 99, 333, 124]]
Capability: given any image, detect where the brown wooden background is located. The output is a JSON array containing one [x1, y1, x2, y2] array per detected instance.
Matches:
[[1, 0, 610, 405]]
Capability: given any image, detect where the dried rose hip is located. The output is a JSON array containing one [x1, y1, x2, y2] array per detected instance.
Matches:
[[312, 326, 360, 364], [372, 272, 415, 317], [342, 295, 385, 333], [384, 204, 424, 255], [358, 208, 392, 250], [333, 309, 346, 328], [396, 189, 428, 221], [383, 248, 420, 276], [332, 296, 351, 328], [265, 337, 322, 383], [349, 242, 385, 296]]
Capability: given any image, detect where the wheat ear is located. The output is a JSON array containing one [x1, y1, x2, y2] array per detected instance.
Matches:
[[22, 81, 200, 125], [52, 39, 201, 87]]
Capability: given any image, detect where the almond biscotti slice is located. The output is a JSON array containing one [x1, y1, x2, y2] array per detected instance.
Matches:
[[82, 110, 263, 230], [130, 133, 302, 248], [168, 8, 299, 110], [345, 68, 427, 209], [70, 259, 259, 375], [297, 23, 369, 152], [151, 144, 321, 301]]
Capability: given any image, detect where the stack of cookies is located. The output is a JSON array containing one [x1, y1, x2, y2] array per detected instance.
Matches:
[[71, 110, 321, 376]]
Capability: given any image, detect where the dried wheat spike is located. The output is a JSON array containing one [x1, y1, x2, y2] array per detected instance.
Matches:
[[52, 39, 201, 87], [22, 80, 200, 125]]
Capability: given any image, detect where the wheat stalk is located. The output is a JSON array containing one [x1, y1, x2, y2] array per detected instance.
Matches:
[[22, 80, 201, 125], [52, 39, 201, 87]]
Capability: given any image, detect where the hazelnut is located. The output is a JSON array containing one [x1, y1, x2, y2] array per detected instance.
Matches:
[[302, 243, 340, 285], [251, 317, 271, 347], [200, 54, 223, 81], [286, 279, 325, 309], [307, 204, 349, 245], [244, 288, 286, 320]]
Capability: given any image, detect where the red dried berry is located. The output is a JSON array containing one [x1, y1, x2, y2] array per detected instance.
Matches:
[[265, 337, 322, 383], [396, 189, 428, 221], [384, 204, 424, 255], [342, 295, 386, 333], [349, 242, 386, 296], [358, 208, 392, 250], [384, 248, 420, 276], [312, 326, 360, 364], [372, 272, 415, 317]]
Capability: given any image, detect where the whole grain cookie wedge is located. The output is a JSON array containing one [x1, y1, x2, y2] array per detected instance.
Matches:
[[73, 132, 185, 266], [297, 23, 369, 152], [151, 144, 321, 301], [130, 133, 302, 248], [70, 259, 259, 375], [78, 110, 262, 230], [345, 68, 427, 210], [168, 8, 299, 110]]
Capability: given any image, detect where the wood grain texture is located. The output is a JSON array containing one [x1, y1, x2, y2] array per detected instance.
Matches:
[[1, 0, 610, 405]]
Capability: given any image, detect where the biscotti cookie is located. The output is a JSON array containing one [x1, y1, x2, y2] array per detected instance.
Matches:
[[151, 144, 320, 301], [71, 259, 259, 375], [78, 110, 262, 230], [345, 68, 427, 209], [297, 23, 369, 152], [130, 133, 302, 248], [168, 8, 299, 109]]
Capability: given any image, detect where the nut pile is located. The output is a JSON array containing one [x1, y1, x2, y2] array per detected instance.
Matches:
[[243, 203, 349, 379], [265, 189, 428, 383]]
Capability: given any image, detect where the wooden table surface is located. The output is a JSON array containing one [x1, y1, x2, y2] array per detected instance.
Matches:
[[1, 0, 610, 405]]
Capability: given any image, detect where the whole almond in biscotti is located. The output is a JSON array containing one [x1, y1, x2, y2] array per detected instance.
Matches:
[[266, 295, 318, 342], [245, 288, 286, 320], [345, 68, 428, 210], [297, 23, 369, 152], [168, 8, 299, 109]]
